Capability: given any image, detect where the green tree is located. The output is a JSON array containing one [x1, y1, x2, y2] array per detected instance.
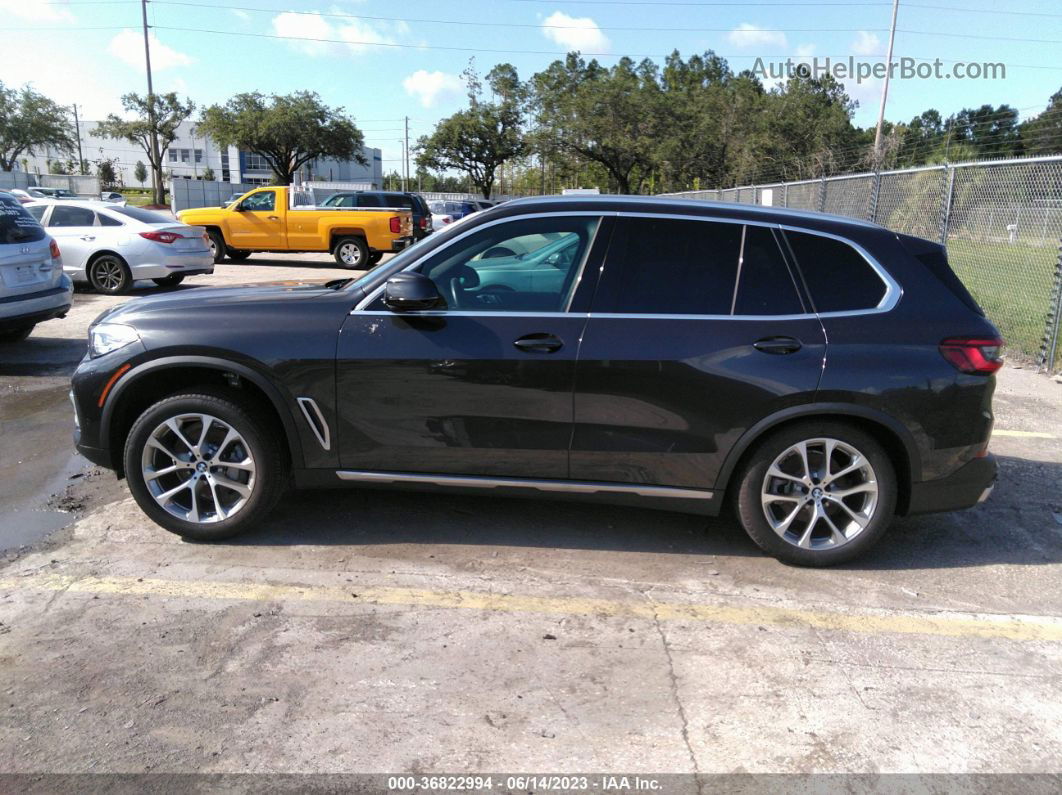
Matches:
[[94, 92, 195, 205], [202, 165, 216, 181], [134, 160, 147, 186], [197, 91, 363, 186], [97, 158, 119, 188], [1021, 87, 1062, 156], [0, 82, 76, 172], [416, 63, 527, 198], [531, 55, 661, 194]]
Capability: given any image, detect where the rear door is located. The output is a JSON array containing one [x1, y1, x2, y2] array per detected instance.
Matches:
[[45, 204, 99, 276], [571, 214, 827, 490]]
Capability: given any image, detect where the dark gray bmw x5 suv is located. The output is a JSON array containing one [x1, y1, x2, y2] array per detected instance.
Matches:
[[70, 196, 1001, 566]]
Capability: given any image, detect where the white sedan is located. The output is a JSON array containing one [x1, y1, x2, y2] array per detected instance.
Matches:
[[25, 201, 213, 294]]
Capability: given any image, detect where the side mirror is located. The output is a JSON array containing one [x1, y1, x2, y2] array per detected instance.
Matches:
[[383, 272, 441, 312]]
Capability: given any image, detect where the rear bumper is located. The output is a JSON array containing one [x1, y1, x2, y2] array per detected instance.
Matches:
[[905, 453, 997, 515], [0, 280, 73, 329], [390, 237, 413, 252]]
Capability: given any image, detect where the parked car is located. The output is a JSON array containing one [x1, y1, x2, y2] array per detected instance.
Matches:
[[28, 187, 78, 200], [428, 199, 480, 221], [430, 209, 454, 229], [0, 192, 72, 342], [7, 188, 34, 204], [320, 191, 434, 241], [70, 196, 1002, 565], [25, 200, 213, 294], [177, 186, 413, 267], [100, 191, 128, 206]]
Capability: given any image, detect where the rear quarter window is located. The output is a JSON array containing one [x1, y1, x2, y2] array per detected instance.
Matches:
[[0, 196, 46, 243], [784, 230, 887, 312]]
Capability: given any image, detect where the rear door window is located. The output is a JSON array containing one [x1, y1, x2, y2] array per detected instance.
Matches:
[[784, 230, 887, 312], [357, 194, 384, 207], [732, 225, 805, 315], [48, 205, 97, 227]]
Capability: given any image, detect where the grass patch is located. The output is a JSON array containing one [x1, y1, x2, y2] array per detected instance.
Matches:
[[945, 237, 1059, 364]]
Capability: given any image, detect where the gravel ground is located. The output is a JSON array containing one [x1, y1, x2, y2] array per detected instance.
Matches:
[[1, 255, 1060, 785]]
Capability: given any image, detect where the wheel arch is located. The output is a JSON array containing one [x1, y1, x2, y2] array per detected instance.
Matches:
[[716, 403, 920, 514], [102, 355, 305, 478], [329, 229, 368, 251]]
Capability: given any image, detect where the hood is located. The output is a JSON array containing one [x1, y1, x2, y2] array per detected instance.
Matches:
[[94, 281, 342, 327]]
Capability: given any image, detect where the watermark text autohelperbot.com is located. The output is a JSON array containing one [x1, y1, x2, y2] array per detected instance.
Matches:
[[752, 56, 1006, 83]]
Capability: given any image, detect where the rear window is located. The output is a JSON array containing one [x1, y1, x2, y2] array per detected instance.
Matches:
[[113, 206, 171, 224], [357, 194, 384, 207], [384, 193, 415, 209], [0, 195, 46, 243], [784, 230, 887, 312]]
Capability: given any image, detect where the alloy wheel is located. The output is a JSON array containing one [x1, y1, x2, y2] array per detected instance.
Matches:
[[92, 257, 126, 292], [338, 242, 362, 266], [760, 437, 879, 550], [140, 412, 256, 523]]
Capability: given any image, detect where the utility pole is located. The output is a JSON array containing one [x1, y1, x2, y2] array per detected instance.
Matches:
[[403, 116, 410, 193], [141, 0, 163, 203], [71, 105, 85, 175], [872, 0, 900, 163]]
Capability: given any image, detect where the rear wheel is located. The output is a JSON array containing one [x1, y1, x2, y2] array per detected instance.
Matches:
[[88, 254, 132, 295], [227, 250, 252, 262], [206, 230, 226, 264], [734, 421, 896, 567], [123, 390, 286, 541], [333, 236, 368, 269], [152, 274, 185, 288], [0, 325, 34, 343]]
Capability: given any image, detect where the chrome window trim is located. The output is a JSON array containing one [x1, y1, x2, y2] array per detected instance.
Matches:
[[356, 311, 586, 319], [353, 211, 610, 313], [296, 397, 331, 452], [336, 469, 715, 500]]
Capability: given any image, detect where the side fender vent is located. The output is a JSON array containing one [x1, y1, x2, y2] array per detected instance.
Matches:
[[296, 397, 331, 451]]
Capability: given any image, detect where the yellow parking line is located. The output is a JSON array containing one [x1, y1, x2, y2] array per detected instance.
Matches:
[[2, 573, 1061, 642], [993, 429, 1056, 439]]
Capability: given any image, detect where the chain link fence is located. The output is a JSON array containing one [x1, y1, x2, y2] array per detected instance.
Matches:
[[662, 155, 1062, 371]]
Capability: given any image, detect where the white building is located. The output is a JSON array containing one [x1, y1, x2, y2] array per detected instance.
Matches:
[[21, 120, 382, 188]]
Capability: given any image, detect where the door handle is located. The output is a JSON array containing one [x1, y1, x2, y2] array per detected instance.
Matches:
[[753, 336, 803, 355], [513, 333, 564, 353], [267, 215, 280, 221], [79, 235, 95, 241]]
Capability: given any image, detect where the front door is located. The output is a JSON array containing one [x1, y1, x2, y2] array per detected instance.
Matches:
[[571, 215, 827, 490], [335, 214, 609, 479], [227, 189, 285, 250]]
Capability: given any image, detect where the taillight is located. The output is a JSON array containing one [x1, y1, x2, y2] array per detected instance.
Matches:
[[49, 239, 61, 259], [418, 216, 427, 229], [140, 230, 181, 244], [939, 337, 1004, 375], [389, 216, 401, 234]]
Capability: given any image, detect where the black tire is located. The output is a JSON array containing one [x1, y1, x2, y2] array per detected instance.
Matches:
[[333, 236, 369, 269], [152, 274, 185, 288], [734, 420, 897, 567], [206, 230, 227, 264], [0, 324, 34, 343], [123, 390, 287, 541], [87, 254, 132, 295], [367, 251, 384, 266], [227, 250, 252, 262]]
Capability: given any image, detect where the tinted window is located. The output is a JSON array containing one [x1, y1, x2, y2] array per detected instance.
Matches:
[[26, 205, 46, 222], [0, 195, 45, 243], [605, 218, 743, 315], [97, 212, 123, 227], [357, 194, 384, 207], [114, 206, 170, 224], [384, 194, 414, 209], [416, 216, 600, 312], [239, 191, 275, 212], [733, 225, 804, 315], [48, 205, 96, 227], [785, 230, 886, 312]]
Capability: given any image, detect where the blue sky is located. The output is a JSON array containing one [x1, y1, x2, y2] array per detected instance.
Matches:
[[2, 0, 1060, 172]]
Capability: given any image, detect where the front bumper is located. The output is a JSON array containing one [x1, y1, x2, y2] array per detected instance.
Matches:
[[906, 453, 998, 515]]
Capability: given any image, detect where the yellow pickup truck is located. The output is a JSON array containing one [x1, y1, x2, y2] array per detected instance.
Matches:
[[177, 186, 413, 269]]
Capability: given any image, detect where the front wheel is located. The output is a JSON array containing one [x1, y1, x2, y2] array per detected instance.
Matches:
[[734, 421, 897, 567], [333, 236, 368, 269], [123, 390, 286, 541], [206, 230, 226, 264], [152, 274, 185, 288], [88, 254, 132, 295]]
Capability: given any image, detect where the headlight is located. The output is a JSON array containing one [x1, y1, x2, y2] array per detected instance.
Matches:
[[89, 323, 140, 358]]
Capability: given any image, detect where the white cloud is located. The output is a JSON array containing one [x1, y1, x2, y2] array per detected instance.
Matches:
[[108, 29, 194, 71], [403, 70, 464, 108], [230, 8, 251, 21], [541, 11, 610, 53], [271, 11, 396, 57], [852, 31, 881, 55], [0, 0, 75, 23], [727, 23, 787, 49]]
